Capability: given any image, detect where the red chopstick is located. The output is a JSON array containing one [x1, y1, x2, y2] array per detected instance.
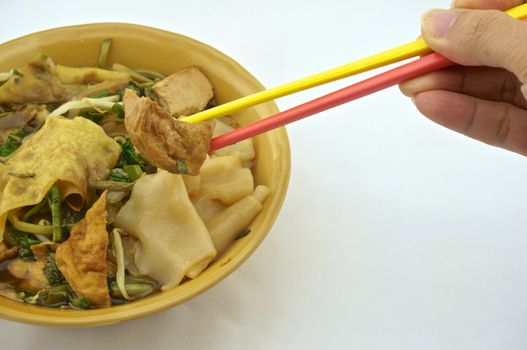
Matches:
[[209, 51, 454, 152]]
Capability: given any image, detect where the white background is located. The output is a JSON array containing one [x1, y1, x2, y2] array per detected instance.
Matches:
[[1, 0, 527, 349]]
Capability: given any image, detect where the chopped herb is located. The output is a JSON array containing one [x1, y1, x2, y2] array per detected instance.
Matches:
[[117, 138, 145, 170], [37, 284, 72, 307], [12, 128, 31, 138], [0, 138, 20, 157], [79, 108, 104, 123], [0, 129, 31, 157], [123, 165, 142, 182], [40, 54, 49, 61], [8, 172, 35, 178], [121, 81, 144, 98], [0, 112, 9, 118], [143, 84, 153, 97], [236, 229, 251, 240], [70, 297, 90, 309], [110, 168, 130, 183], [112, 103, 125, 119], [43, 253, 66, 285], [5, 227, 40, 261], [176, 160, 188, 174], [88, 89, 110, 99], [48, 185, 63, 242]]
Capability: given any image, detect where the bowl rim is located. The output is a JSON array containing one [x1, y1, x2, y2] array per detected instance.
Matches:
[[0, 22, 291, 327]]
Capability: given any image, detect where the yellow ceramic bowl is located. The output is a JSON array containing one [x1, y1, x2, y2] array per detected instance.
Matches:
[[0, 23, 290, 327]]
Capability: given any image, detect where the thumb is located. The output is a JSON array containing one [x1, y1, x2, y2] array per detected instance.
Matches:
[[421, 8, 527, 85]]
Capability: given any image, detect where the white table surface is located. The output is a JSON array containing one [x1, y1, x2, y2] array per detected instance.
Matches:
[[1, 0, 527, 349]]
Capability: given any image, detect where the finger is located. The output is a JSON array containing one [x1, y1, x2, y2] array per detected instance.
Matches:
[[420, 8, 527, 85], [400, 66, 527, 108], [451, 0, 525, 10], [413, 90, 527, 155]]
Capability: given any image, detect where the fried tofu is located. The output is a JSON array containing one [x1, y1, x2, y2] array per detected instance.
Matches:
[[7, 259, 48, 292], [151, 66, 213, 117], [123, 90, 214, 175], [0, 242, 19, 263], [55, 192, 110, 307]]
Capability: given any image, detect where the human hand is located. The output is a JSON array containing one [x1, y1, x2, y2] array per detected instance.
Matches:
[[399, 0, 527, 155]]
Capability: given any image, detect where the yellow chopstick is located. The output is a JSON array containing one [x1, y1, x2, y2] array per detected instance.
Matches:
[[184, 3, 527, 123]]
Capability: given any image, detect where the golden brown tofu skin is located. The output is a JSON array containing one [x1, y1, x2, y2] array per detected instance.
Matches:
[[0, 242, 19, 263], [55, 192, 110, 308], [123, 89, 214, 175], [151, 66, 214, 117], [7, 259, 49, 292], [30, 241, 59, 260]]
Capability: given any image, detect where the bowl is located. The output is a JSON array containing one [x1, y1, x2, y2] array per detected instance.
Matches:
[[0, 23, 290, 326]]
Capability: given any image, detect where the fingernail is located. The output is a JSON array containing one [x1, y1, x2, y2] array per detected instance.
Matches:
[[421, 9, 458, 39]]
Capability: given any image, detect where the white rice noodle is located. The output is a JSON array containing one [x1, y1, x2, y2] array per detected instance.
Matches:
[[112, 228, 130, 300], [49, 95, 121, 118]]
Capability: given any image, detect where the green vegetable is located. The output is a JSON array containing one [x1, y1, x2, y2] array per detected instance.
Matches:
[[0, 134, 23, 157], [5, 227, 40, 261], [88, 89, 110, 99], [24, 291, 40, 304], [116, 138, 145, 170], [176, 160, 188, 174], [109, 275, 157, 300], [110, 168, 130, 183], [98, 38, 112, 69], [79, 108, 104, 123], [112, 103, 125, 119], [22, 198, 49, 222], [70, 297, 90, 309], [144, 85, 153, 97], [37, 284, 71, 307], [123, 165, 143, 182], [12, 129, 31, 139], [40, 54, 49, 61], [43, 252, 66, 285], [236, 229, 251, 240], [47, 186, 63, 242], [0, 128, 32, 157], [118, 81, 144, 99]]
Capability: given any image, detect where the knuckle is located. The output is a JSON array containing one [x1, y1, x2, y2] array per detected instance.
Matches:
[[495, 105, 512, 146], [453, 11, 502, 55], [505, 24, 527, 83]]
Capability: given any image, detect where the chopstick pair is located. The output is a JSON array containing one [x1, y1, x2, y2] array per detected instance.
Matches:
[[185, 4, 527, 152]]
